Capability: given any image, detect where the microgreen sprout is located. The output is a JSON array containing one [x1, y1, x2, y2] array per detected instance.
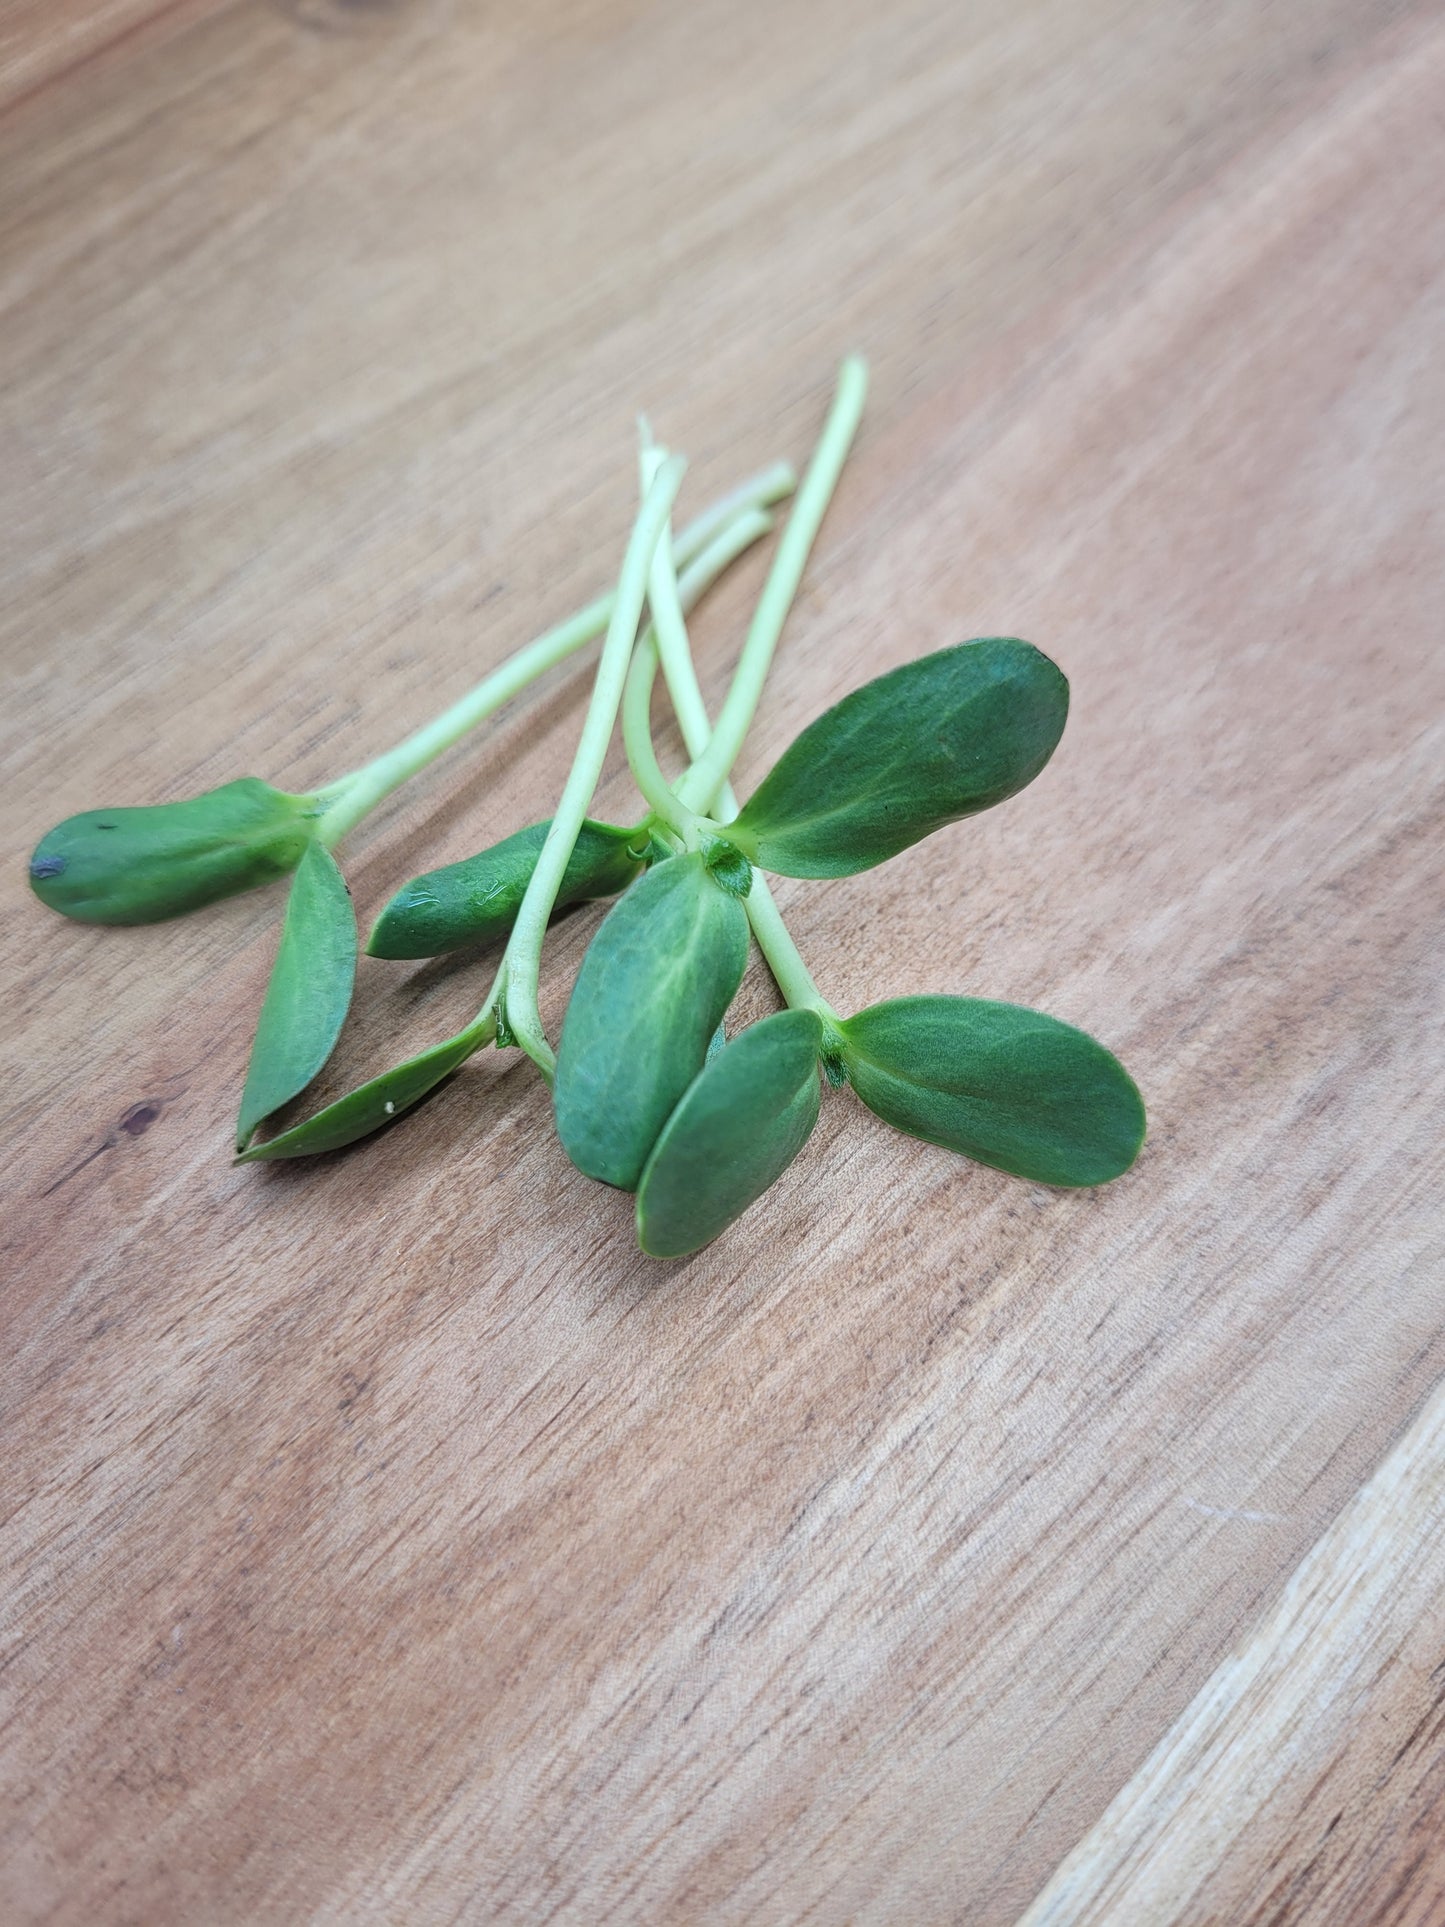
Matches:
[[617, 631, 1142, 1252], [27, 352, 1146, 1255]]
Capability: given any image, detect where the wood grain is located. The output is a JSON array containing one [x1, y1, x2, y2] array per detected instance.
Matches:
[[0, 0, 228, 113], [1019, 1378, 1445, 1925], [2, 1, 1442, 1921]]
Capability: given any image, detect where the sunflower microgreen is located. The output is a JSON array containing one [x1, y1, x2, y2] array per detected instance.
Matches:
[[27, 352, 1146, 1260]]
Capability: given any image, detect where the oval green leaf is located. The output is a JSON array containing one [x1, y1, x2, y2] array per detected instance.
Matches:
[[366, 817, 648, 960], [235, 841, 358, 1151], [636, 1009, 823, 1258], [28, 777, 318, 925], [728, 639, 1068, 878], [235, 1018, 490, 1163], [839, 995, 1144, 1186], [553, 852, 749, 1189]]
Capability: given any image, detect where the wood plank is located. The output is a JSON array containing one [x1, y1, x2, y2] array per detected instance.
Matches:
[[0, 0, 231, 114], [1019, 1377, 1445, 1925], [2, 2, 1442, 1920]]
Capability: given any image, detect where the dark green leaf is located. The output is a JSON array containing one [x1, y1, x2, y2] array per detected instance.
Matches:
[[728, 639, 1068, 877], [636, 1009, 823, 1258], [366, 817, 647, 959], [27, 778, 318, 924], [553, 852, 749, 1189], [839, 995, 1144, 1186], [235, 841, 358, 1152], [235, 1022, 486, 1163]]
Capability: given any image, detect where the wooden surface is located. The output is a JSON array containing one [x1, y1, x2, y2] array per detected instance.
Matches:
[[1021, 1379, 1445, 1927], [3, 2, 1442, 1921]]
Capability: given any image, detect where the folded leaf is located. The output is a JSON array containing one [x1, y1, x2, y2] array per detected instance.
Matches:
[[553, 852, 749, 1189], [235, 841, 358, 1151], [235, 1021, 487, 1162], [728, 639, 1068, 877], [839, 995, 1144, 1186], [366, 817, 648, 960], [28, 778, 317, 924], [636, 1009, 823, 1258]]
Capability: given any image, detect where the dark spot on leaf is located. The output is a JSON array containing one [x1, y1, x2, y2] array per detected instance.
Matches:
[[95, 822, 118, 830], [119, 1102, 161, 1137], [30, 854, 67, 879]]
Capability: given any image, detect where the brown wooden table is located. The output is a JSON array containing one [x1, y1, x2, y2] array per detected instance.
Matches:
[[4, 3, 1442, 1920]]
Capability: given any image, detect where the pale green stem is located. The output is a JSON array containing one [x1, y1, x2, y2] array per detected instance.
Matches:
[[621, 636, 705, 845], [353, 497, 776, 1068], [310, 462, 795, 848], [499, 455, 688, 1080], [619, 442, 728, 846], [664, 457, 793, 569], [733, 880, 836, 1020], [623, 503, 776, 846], [674, 356, 868, 816], [637, 441, 837, 1023]]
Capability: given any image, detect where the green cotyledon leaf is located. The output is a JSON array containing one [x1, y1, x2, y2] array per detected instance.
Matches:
[[838, 995, 1145, 1187], [235, 841, 358, 1152], [366, 817, 650, 960], [553, 852, 749, 1190], [28, 777, 319, 924], [235, 1016, 491, 1162], [726, 639, 1068, 878], [636, 1009, 823, 1258]]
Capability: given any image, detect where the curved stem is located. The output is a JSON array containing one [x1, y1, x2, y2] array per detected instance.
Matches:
[[644, 458, 721, 759], [620, 445, 758, 846], [627, 504, 777, 848], [675, 356, 867, 816], [500, 454, 687, 1080], [623, 624, 710, 848], [311, 462, 796, 848], [667, 459, 794, 573], [639, 448, 838, 1023]]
